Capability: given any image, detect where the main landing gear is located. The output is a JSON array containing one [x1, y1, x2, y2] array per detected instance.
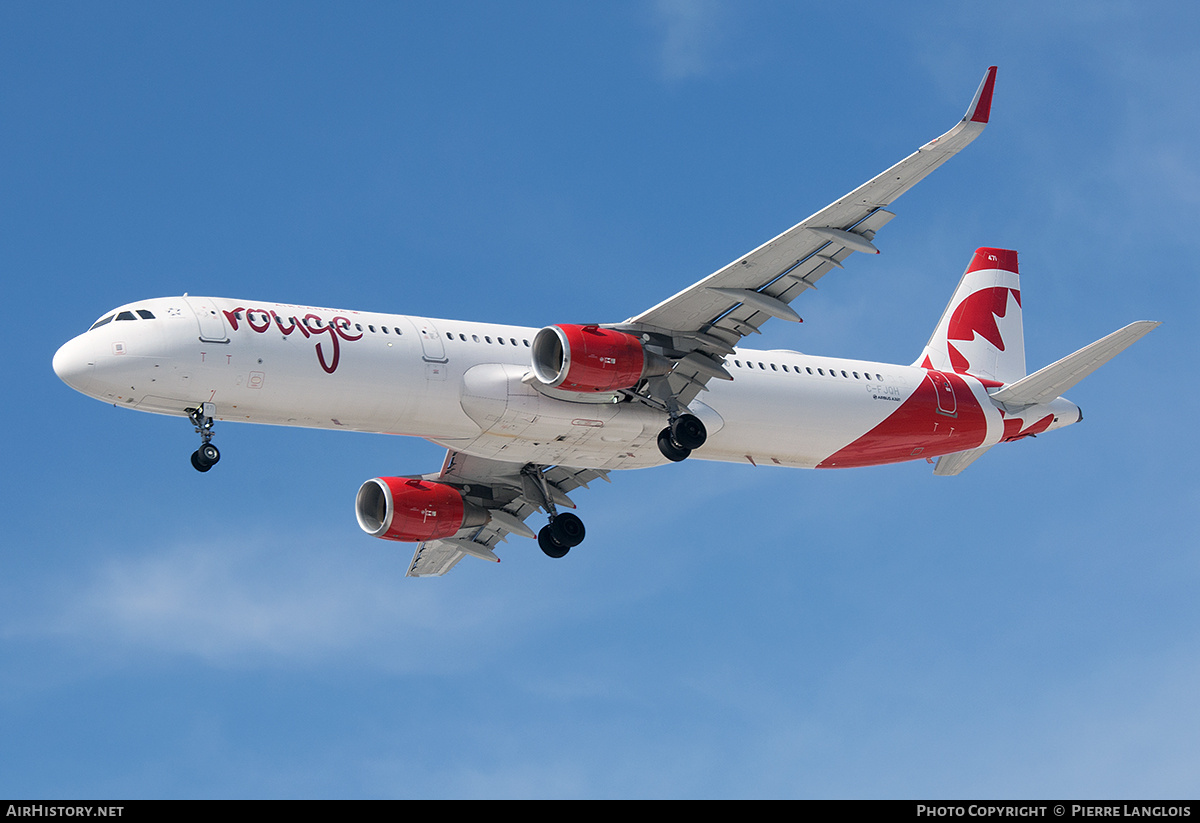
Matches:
[[186, 403, 220, 473], [523, 465, 587, 559], [538, 512, 585, 559], [656, 412, 707, 462]]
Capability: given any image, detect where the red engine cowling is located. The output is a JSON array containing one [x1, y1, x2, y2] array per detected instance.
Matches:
[[355, 478, 486, 542], [531, 324, 647, 392]]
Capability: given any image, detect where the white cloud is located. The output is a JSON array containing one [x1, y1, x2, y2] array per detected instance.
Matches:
[[14, 532, 565, 672], [654, 0, 725, 81]]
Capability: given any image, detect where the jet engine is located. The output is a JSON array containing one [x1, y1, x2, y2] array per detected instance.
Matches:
[[531, 324, 666, 392], [355, 477, 487, 542]]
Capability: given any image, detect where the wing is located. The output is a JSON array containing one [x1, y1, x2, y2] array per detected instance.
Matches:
[[616, 67, 998, 409], [406, 450, 608, 577]]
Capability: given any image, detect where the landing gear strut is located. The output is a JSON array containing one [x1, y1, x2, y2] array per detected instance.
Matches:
[[656, 412, 707, 462], [187, 403, 220, 473]]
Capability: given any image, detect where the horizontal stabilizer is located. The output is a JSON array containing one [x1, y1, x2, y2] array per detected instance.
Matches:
[[989, 321, 1160, 407], [933, 445, 994, 476]]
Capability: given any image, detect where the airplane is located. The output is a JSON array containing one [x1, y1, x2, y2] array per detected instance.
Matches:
[[53, 67, 1159, 576]]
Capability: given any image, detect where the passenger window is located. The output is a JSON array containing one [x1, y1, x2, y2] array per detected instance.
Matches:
[[394, 327, 403, 335], [382, 326, 389, 334]]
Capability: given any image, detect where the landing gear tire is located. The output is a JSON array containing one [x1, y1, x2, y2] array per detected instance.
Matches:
[[538, 512, 585, 558], [191, 450, 213, 473], [670, 413, 707, 450], [538, 527, 570, 558], [550, 512, 586, 548], [657, 428, 692, 462], [191, 443, 220, 472]]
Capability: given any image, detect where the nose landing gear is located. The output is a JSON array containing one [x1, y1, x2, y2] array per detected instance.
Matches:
[[186, 404, 220, 472]]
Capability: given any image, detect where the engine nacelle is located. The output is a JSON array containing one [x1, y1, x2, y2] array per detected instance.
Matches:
[[355, 477, 487, 542], [531, 324, 652, 392]]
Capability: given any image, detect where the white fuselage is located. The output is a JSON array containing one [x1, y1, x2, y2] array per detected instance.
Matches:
[[52, 296, 1081, 473]]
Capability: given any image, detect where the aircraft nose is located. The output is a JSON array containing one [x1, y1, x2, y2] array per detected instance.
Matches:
[[53, 335, 95, 393]]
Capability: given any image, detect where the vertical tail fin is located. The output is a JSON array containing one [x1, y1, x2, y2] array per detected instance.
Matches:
[[915, 247, 1026, 384]]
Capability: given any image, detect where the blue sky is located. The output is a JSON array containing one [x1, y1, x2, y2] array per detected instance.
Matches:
[[3, 1, 1197, 799]]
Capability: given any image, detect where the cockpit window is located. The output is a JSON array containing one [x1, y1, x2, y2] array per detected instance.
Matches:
[[89, 308, 155, 330]]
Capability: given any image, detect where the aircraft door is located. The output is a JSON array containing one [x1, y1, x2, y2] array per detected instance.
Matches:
[[407, 318, 448, 363], [181, 296, 229, 343], [405, 317, 448, 381], [926, 370, 958, 417]]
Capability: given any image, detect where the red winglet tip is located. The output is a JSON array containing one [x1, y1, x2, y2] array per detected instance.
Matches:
[[969, 66, 998, 124]]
